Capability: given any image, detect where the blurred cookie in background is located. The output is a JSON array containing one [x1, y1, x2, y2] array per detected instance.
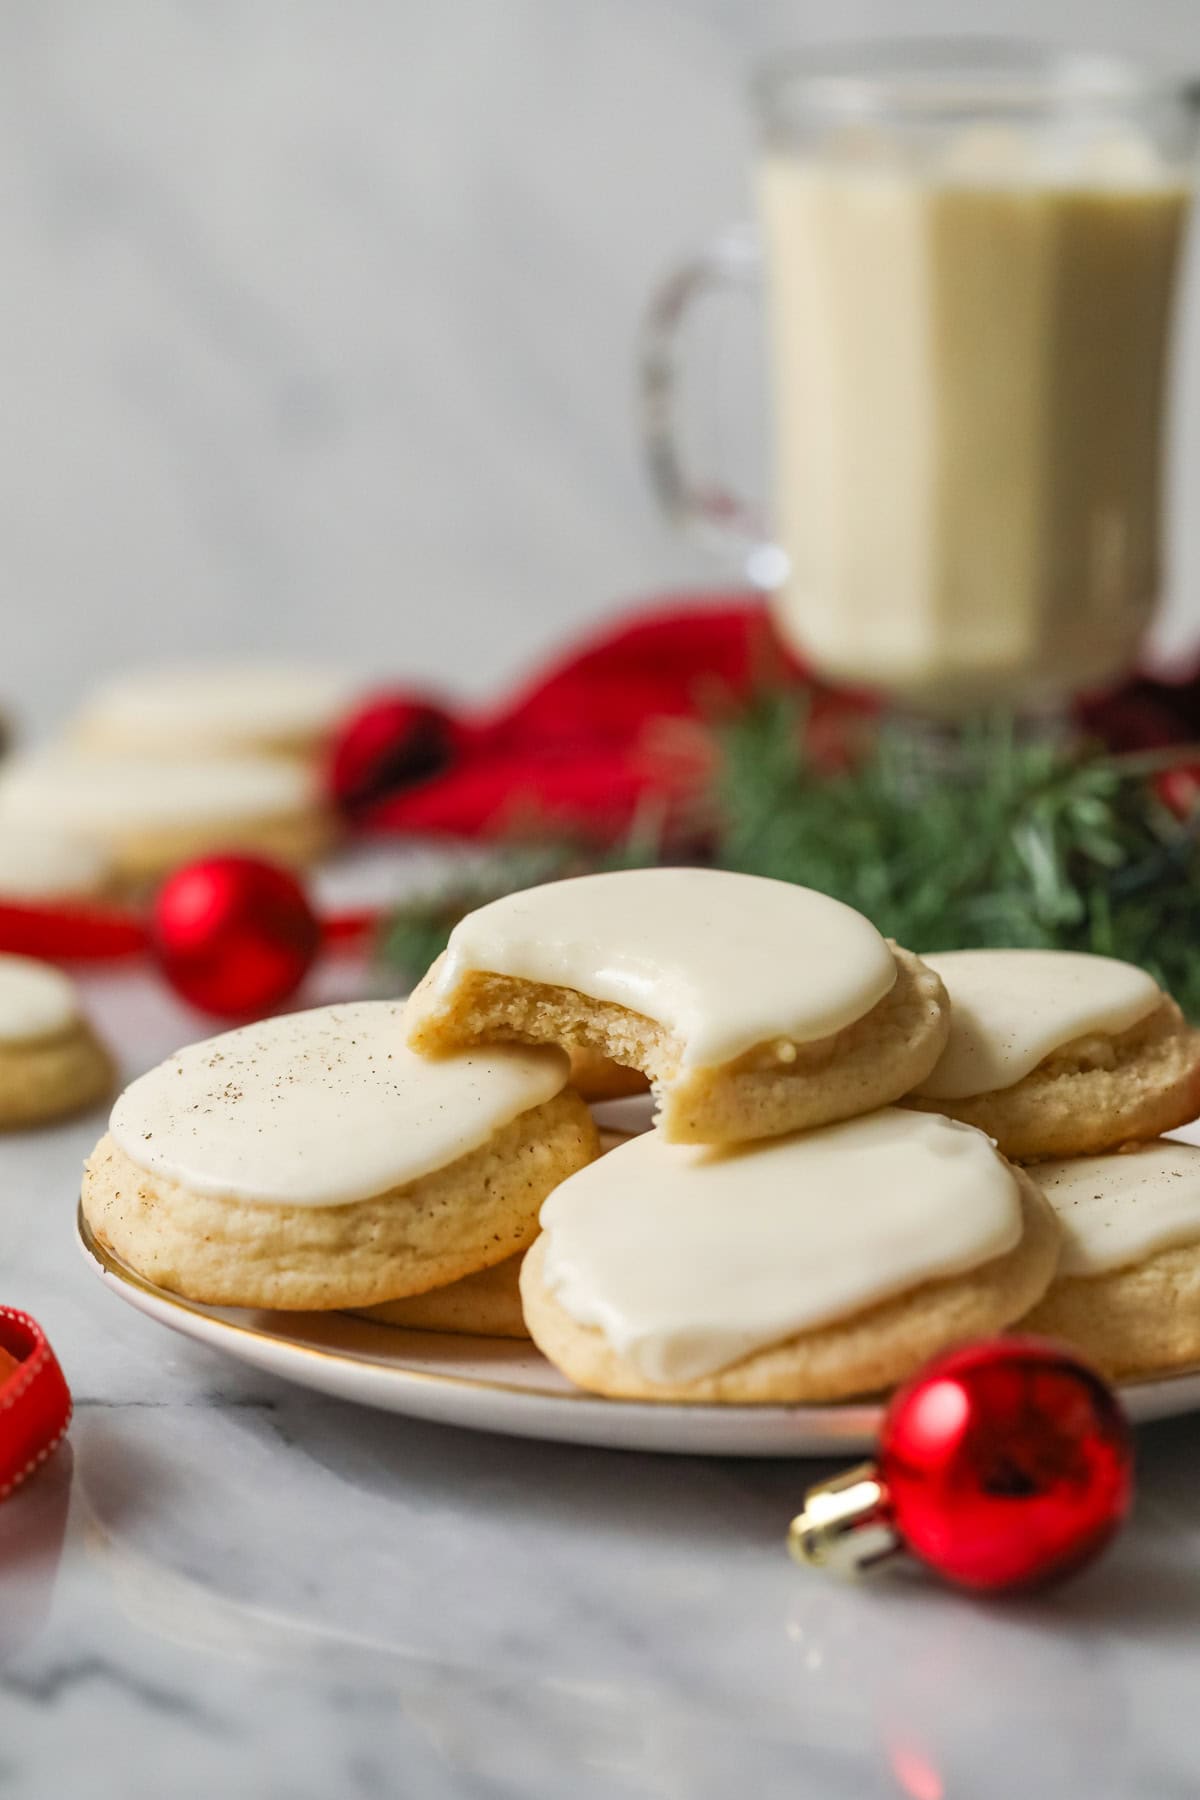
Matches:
[[0, 953, 114, 1127], [0, 822, 114, 903], [72, 664, 358, 766], [0, 749, 336, 887]]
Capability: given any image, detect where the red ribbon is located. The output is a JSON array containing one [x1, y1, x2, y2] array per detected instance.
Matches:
[[0, 899, 377, 965], [0, 1310, 72, 1501]]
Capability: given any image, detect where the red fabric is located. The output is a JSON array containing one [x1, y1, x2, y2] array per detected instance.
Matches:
[[365, 595, 858, 841], [365, 728, 713, 842], [362, 597, 1200, 842], [474, 599, 796, 746], [2, 593, 1200, 963], [0, 1310, 72, 1502]]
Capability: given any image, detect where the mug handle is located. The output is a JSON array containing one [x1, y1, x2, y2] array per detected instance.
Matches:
[[639, 225, 785, 588]]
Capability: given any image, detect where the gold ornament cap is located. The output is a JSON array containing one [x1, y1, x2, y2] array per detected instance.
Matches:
[[787, 1461, 902, 1577]]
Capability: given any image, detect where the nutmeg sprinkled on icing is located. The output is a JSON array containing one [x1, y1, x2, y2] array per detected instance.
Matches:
[[110, 1000, 570, 1207], [1033, 1141, 1200, 1276], [426, 868, 897, 1067]]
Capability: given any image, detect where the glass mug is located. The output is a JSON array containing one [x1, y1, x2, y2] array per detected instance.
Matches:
[[642, 43, 1200, 715]]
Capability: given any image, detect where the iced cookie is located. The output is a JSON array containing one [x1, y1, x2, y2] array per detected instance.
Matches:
[[1021, 1141, 1200, 1379], [907, 949, 1200, 1159], [0, 822, 113, 902], [0, 750, 335, 884], [353, 1115, 636, 1338], [81, 1000, 597, 1310], [0, 955, 113, 1128], [74, 664, 357, 763], [521, 1108, 1059, 1403], [406, 869, 949, 1145]]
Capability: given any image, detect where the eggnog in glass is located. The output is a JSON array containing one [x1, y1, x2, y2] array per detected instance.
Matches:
[[642, 45, 1199, 717]]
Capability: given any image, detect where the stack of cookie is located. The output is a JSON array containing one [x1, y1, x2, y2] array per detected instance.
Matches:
[[81, 867, 1200, 1398], [0, 665, 354, 888], [0, 954, 113, 1129]]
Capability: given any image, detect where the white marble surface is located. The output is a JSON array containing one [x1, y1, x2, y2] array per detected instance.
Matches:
[[9, 5, 1200, 1794], [0, 949, 1197, 1797]]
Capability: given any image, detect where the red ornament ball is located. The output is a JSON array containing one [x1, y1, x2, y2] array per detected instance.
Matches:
[[151, 855, 320, 1018], [327, 693, 461, 820], [879, 1336, 1133, 1593], [1156, 762, 1200, 820]]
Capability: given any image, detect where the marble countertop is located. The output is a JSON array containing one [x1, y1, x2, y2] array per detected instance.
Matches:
[[7, 2, 1200, 1788], [2, 954, 1199, 1799]]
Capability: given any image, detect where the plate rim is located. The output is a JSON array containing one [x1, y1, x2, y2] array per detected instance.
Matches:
[[75, 1204, 893, 1438], [76, 1205, 1200, 1444], [76, 1203, 609, 1406]]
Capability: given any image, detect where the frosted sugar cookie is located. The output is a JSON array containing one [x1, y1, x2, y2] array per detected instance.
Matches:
[[0, 750, 335, 884], [74, 664, 357, 763], [0, 955, 113, 1127], [907, 949, 1200, 1159], [353, 1112, 636, 1338], [0, 822, 113, 902], [406, 869, 949, 1145], [1022, 1142, 1200, 1379], [81, 1000, 597, 1310], [521, 1108, 1059, 1403]]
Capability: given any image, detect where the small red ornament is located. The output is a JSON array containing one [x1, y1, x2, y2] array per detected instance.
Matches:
[[0, 1308, 72, 1501], [1156, 762, 1200, 820], [327, 693, 461, 820], [151, 855, 321, 1017], [789, 1338, 1133, 1594]]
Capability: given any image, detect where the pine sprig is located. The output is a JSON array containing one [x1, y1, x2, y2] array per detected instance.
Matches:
[[380, 699, 1200, 1014]]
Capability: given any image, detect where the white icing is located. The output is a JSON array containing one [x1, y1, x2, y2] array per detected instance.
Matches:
[[1033, 1142, 1200, 1276], [539, 1107, 1022, 1383], [0, 954, 80, 1042], [432, 869, 897, 1068], [915, 949, 1161, 1100], [0, 751, 315, 836], [110, 1000, 569, 1208], [77, 665, 357, 750], [0, 824, 110, 900]]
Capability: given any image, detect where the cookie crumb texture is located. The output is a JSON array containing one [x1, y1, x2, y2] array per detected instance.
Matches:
[[408, 944, 949, 1145], [82, 1089, 597, 1310]]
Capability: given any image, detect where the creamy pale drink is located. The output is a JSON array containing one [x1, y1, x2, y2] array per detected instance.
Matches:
[[759, 134, 1192, 708]]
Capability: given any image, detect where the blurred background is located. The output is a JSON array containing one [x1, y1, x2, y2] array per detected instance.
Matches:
[[7, 0, 1200, 732]]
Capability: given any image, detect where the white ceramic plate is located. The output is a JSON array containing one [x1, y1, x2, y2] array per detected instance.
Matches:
[[77, 1209, 1200, 1457]]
